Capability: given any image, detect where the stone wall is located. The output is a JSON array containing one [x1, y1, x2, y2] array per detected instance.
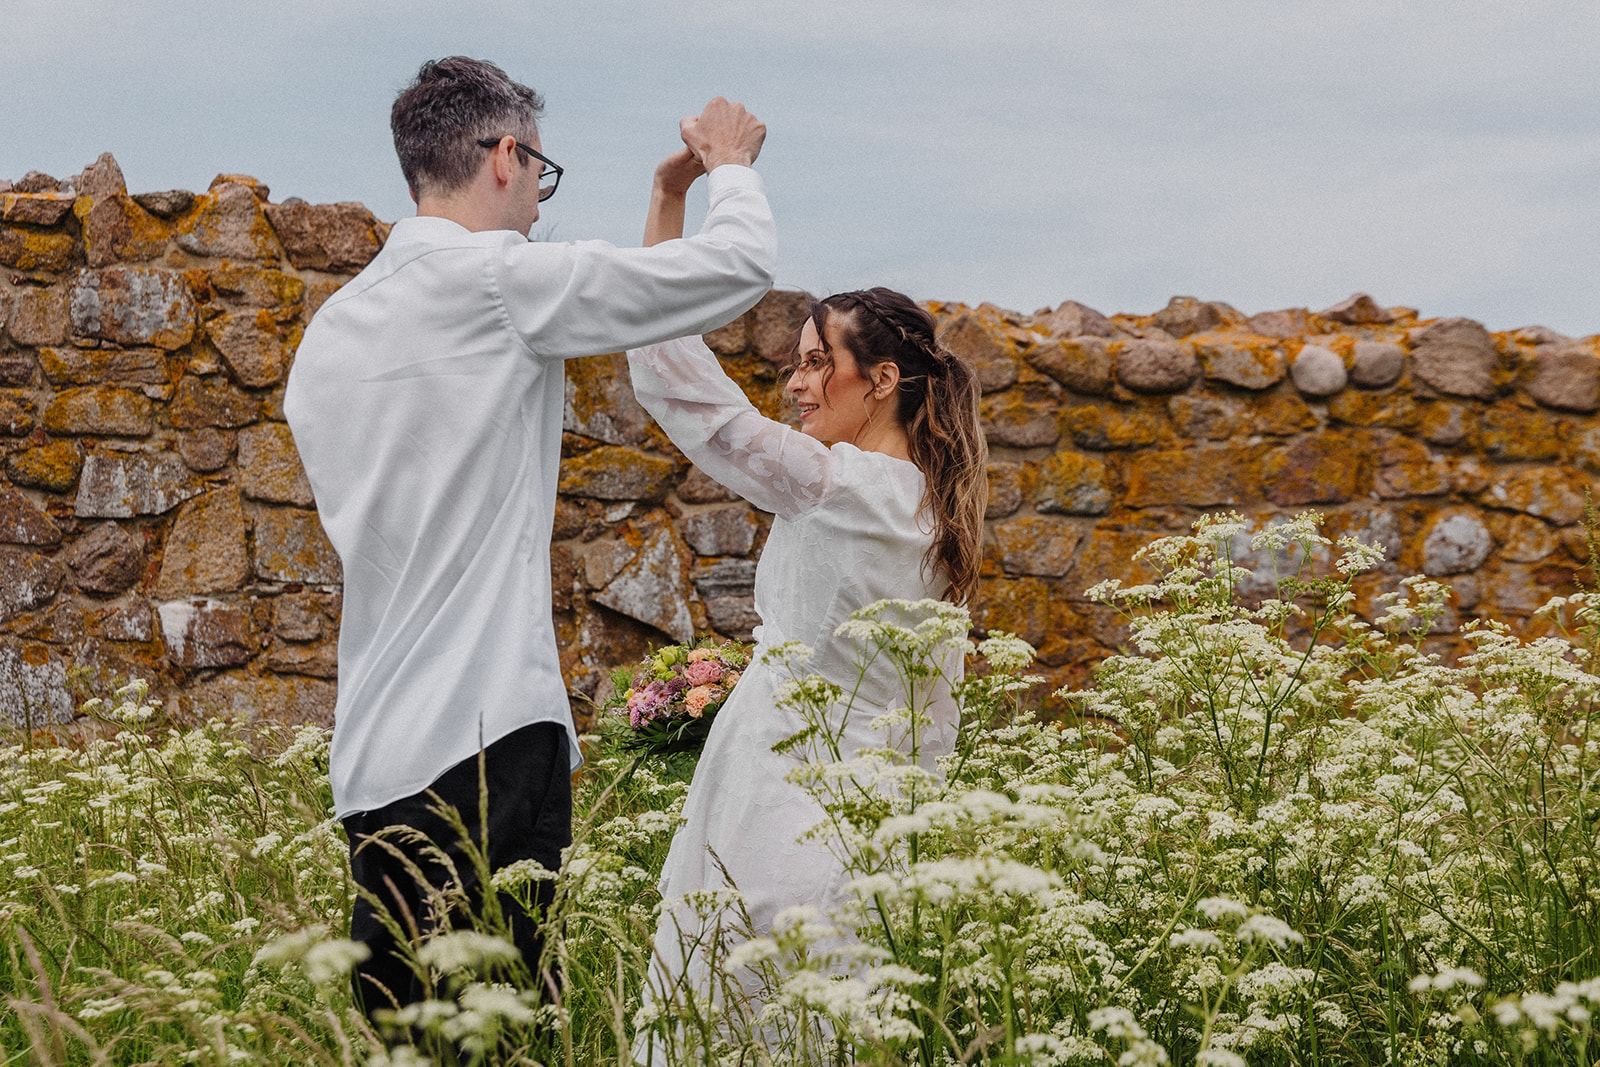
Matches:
[[2, 154, 1597, 728]]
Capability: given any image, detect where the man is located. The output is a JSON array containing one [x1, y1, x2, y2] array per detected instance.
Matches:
[[283, 56, 774, 1019]]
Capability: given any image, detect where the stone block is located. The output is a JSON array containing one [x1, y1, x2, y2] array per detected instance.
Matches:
[[80, 194, 170, 267], [980, 390, 1060, 448], [65, 522, 145, 597], [158, 598, 257, 668], [0, 550, 65, 623], [237, 422, 313, 505], [154, 486, 250, 598], [262, 200, 384, 272], [1170, 395, 1246, 440], [1527, 346, 1600, 413], [1410, 317, 1501, 399], [1290, 344, 1347, 396], [1319, 293, 1395, 324], [1418, 402, 1473, 446], [1350, 341, 1406, 388], [174, 428, 230, 474], [1035, 451, 1112, 515], [8, 285, 70, 346], [0, 485, 61, 545], [1036, 300, 1113, 338], [132, 190, 196, 219], [1245, 309, 1308, 338], [0, 192, 76, 225], [1261, 434, 1365, 506], [70, 153, 127, 199], [704, 597, 760, 639], [169, 376, 259, 429], [1116, 337, 1199, 394], [1481, 468, 1588, 526], [985, 462, 1026, 519], [1252, 395, 1320, 436], [95, 602, 154, 642], [253, 506, 342, 584], [1062, 404, 1167, 450], [0, 226, 76, 271], [43, 386, 154, 436], [175, 183, 283, 260], [0, 640, 73, 726], [558, 445, 678, 502], [692, 557, 756, 601], [592, 526, 694, 642], [262, 637, 339, 679], [1196, 337, 1286, 390], [1151, 296, 1227, 338], [207, 263, 307, 308], [1029, 335, 1113, 395], [940, 312, 1018, 393], [753, 289, 815, 364], [75, 451, 202, 518], [7, 440, 83, 492], [180, 672, 337, 727], [0, 354, 30, 387], [206, 309, 293, 388], [704, 313, 750, 356], [1497, 514, 1560, 563], [681, 505, 757, 556], [1126, 444, 1260, 508], [993, 515, 1087, 577], [70, 267, 197, 350], [969, 576, 1058, 645], [37, 345, 168, 386], [1421, 510, 1492, 576], [1327, 390, 1420, 431], [1477, 404, 1563, 462], [0, 392, 36, 436], [565, 351, 650, 445], [677, 465, 736, 504]]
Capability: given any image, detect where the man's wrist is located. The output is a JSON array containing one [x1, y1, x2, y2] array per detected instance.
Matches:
[[701, 153, 756, 172]]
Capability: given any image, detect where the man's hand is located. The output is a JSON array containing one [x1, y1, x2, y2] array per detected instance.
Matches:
[[654, 147, 706, 198], [680, 97, 766, 172]]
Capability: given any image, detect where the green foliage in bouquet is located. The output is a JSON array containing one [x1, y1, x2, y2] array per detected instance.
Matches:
[[602, 639, 750, 759]]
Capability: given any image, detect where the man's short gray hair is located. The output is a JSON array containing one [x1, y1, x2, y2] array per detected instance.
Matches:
[[390, 57, 544, 199]]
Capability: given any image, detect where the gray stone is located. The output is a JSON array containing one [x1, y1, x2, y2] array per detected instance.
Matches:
[[677, 465, 737, 503], [75, 451, 202, 518], [1290, 344, 1347, 396], [985, 462, 1025, 519], [693, 558, 757, 601], [0, 551, 65, 623], [253, 507, 342, 584], [1030, 336, 1113, 394], [1500, 514, 1559, 563], [8, 285, 70, 347], [1246, 309, 1308, 338], [1410, 318, 1500, 400], [592, 527, 694, 642], [175, 182, 283, 260], [1169, 395, 1245, 440], [1197, 339, 1286, 390], [704, 597, 760, 639], [132, 190, 196, 219], [43, 386, 154, 437], [37, 345, 168, 386], [66, 522, 144, 596], [13, 172, 60, 194], [1350, 341, 1406, 388], [682, 505, 757, 556], [70, 267, 197, 351], [153, 487, 250, 598], [1319, 293, 1395, 325], [158, 598, 257, 668], [169, 376, 259, 429], [704, 314, 750, 356], [1036, 300, 1113, 338], [0, 640, 72, 726], [1343, 508, 1403, 563], [206, 310, 291, 388], [1422, 511, 1492, 576], [1116, 338, 1199, 394], [70, 153, 127, 199], [1151, 296, 1225, 338], [261, 200, 384, 272], [96, 602, 154, 642], [0, 485, 61, 545], [564, 351, 651, 445], [1527, 346, 1600, 413], [753, 289, 815, 364], [582, 538, 639, 590], [177, 428, 234, 472], [1229, 522, 1311, 601]]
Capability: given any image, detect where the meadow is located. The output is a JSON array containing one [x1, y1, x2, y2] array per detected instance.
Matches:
[[3, 511, 1599, 1065]]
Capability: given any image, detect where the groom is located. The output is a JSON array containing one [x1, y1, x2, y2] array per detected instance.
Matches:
[[283, 56, 775, 1019]]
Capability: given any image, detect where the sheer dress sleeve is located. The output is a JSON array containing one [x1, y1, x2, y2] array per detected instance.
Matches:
[[627, 336, 833, 520]]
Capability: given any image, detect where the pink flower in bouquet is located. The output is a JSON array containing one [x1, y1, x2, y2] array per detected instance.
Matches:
[[683, 659, 724, 687], [683, 685, 722, 718]]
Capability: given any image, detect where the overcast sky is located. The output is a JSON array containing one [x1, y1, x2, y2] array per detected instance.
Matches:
[[6, 1, 1598, 335]]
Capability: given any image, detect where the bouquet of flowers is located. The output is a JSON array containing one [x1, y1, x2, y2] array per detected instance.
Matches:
[[603, 640, 749, 758]]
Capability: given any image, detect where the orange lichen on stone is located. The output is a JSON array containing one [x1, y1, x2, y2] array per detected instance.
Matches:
[[0, 226, 78, 272], [1125, 444, 1261, 508], [6, 440, 84, 492]]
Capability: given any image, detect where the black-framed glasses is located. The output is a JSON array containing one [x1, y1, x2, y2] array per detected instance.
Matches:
[[477, 137, 562, 202]]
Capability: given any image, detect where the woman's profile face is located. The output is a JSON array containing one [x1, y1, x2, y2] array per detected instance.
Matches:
[[786, 317, 877, 445]]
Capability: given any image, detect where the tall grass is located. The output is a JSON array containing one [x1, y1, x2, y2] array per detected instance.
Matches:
[[4, 510, 1600, 1063]]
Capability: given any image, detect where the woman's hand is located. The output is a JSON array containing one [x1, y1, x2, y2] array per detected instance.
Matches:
[[654, 147, 706, 199], [644, 147, 706, 247]]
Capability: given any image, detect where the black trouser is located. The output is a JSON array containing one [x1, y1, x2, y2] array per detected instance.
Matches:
[[341, 722, 571, 1024]]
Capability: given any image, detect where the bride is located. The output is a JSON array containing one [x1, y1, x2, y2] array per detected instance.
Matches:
[[624, 147, 988, 1052]]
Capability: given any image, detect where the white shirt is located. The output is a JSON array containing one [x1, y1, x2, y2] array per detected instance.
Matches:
[[284, 167, 777, 817]]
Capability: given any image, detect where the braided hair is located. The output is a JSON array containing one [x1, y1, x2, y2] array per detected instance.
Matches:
[[806, 288, 988, 603]]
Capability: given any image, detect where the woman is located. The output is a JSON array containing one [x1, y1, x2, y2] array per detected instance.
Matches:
[[627, 149, 987, 1048]]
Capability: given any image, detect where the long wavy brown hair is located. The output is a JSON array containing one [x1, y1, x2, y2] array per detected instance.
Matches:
[[805, 288, 988, 603]]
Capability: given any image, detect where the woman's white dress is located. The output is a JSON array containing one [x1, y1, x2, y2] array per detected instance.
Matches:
[[625, 336, 962, 1028]]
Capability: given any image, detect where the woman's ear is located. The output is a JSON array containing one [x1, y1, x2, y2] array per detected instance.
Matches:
[[871, 361, 901, 398]]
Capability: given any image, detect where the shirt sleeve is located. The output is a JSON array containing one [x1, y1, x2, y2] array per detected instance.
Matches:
[[494, 166, 777, 359], [627, 335, 836, 520]]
